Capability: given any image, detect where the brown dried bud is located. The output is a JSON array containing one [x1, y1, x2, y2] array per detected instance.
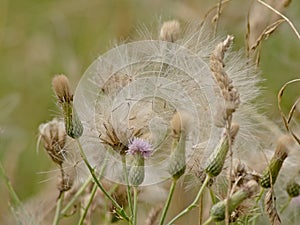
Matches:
[[159, 20, 180, 42], [52, 74, 73, 103], [39, 118, 67, 165]]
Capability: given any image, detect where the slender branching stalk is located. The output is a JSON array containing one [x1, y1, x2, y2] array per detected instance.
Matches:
[[61, 176, 92, 215], [53, 192, 64, 225], [0, 161, 22, 208], [166, 175, 211, 225], [122, 155, 133, 217], [75, 139, 130, 222], [77, 182, 97, 225], [133, 187, 138, 225], [159, 178, 177, 225]]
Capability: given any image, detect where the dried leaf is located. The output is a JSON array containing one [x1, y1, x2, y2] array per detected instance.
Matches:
[[277, 79, 300, 145]]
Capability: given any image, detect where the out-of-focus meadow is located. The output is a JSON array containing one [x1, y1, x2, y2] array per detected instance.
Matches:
[[0, 0, 299, 223]]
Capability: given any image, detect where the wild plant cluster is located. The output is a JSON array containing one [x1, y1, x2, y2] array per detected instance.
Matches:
[[1, 1, 300, 225]]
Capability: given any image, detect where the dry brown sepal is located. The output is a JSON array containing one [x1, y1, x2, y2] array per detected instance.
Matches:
[[159, 20, 180, 42], [38, 118, 67, 166], [210, 35, 240, 122], [264, 189, 282, 225]]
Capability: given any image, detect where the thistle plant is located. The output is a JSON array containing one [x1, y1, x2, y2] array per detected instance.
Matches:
[[2, 1, 300, 225]]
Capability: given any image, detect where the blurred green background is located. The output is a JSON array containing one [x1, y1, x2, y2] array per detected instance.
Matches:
[[0, 0, 299, 223]]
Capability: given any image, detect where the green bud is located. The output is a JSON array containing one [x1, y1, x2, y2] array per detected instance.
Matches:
[[168, 134, 186, 180], [286, 181, 300, 198], [62, 102, 83, 139], [129, 154, 145, 186], [260, 136, 293, 188], [205, 124, 239, 177], [210, 180, 258, 221]]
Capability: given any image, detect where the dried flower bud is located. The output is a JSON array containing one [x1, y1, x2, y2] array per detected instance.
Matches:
[[205, 123, 239, 177], [52, 75, 83, 139], [260, 135, 295, 188], [57, 173, 74, 192], [170, 111, 191, 140], [39, 118, 66, 165], [52, 74, 73, 103], [159, 20, 180, 42], [209, 180, 259, 222]]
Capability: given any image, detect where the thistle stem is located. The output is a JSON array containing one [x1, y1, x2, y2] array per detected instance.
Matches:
[[133, 187, 138, 225], [77, 182, 98, 225], [53, 192, 64, 225], [122, 155, 133, 217], [0, 161, 22, 207], [61, 176, 92, 215], [159, 178, 177, 225], [202, 216, 214, 225], [166, 175, 210, 225], [76, 139, 130, 222], [280, 197, 291, 213]]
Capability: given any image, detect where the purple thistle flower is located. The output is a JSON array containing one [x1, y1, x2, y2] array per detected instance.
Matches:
[[127, 137, 153, 158]]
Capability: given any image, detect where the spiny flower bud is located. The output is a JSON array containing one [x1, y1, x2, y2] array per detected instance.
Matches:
[[168, 136, 186, 180], [286, 180, 300, 198], [260, 135, 295, 188], [159, 20, 180, 42], [209, 180, 259, 222], [39, 118, 66, 165], [168, 112, 190, 179], [127, 138, 152, 186], [52, 75, 83, 139], [205, 123, 239, 177]]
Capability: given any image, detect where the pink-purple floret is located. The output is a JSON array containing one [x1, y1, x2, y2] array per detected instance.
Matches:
[[127, 137, 153, 158]]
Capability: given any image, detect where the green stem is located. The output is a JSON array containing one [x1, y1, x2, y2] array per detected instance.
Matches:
[[166, 175, 210, 225], [61, 176, 92, 215], [159, 179, 177, 225], [203, 216, 214, 225], [209, 188, 218, 204], [0, 161, 22, 207], [53, 192, 64, 225], [77, 182, 98, 225], [280, 197, 291, 213], [122, 155, 133, 217], [133, 187, 138, 225], [75, 139, 129, 222]]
